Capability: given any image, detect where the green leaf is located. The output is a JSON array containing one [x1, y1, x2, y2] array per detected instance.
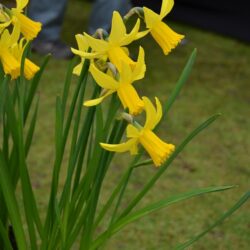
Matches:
[[175, 190, 250, 249], [25, 97, 39, 156], [92, 186, 234, 249], [0, 152, 27, 250], [24, 55, 50, 122], [164, 48, 197, 117], [0, 220, 13, 250]]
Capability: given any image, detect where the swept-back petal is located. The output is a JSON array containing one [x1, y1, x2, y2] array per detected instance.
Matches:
[[0, 9, 11, 29], [143, 96, 162, 130], [120, 18, 141, 46], [90, 63, 118, 90], [109, 11, 126, 44], [143, 7, 161, 29], [100, 138, 138, 154], [0, 21, 11, 30], [75, 34, 89, 51], [0, 29, 11, 47], [9, 22, 21, 45], [84, 32, 109, 52], [154, 97, 163, 127], [131, 46, 146, 81], [126, 124, 140, 138], [160, 0, 174, 18], [135, 29, 150, 40], [84, 90, 115, 106], [71, 48, 102, 59], [16, 0, 28, 11], [73, 61, 84, 76]]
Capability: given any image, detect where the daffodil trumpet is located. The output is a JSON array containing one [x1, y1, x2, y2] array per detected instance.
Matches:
[[84, 46, 146, 116], [134, 0, 184, 55], [2, 0, 42, 40], [101, 97, 175, 167]]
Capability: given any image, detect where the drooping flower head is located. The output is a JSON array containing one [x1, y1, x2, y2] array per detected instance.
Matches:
[[84, 47, 146, 115], [1, 0, 42, 40], [0, 24, 21, 79], [72, 11, 141, 72], [101, 97, 175, 167], [140, 0, 184, 55]]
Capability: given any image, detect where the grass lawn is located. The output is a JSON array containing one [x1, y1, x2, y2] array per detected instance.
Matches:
[[24, 1, 250, 249]]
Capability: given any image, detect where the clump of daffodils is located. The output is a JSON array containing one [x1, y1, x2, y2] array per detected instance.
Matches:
[[0, 0, 41, 79], [72, 0, 183, 167]]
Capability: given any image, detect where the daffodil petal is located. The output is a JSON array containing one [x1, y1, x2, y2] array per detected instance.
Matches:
[[154, 97, 163, 126], [16, 0, 28, 11], [143, 96, 162, 130], [9, 22, 21, 45], [120, 18, 141, 46], [0, 20, 11, 29], [143, 7, 161, 29], [75, 34, 89, 51], [84, 32, 109, 52], [90, 63, 118, 90], [126, 124, 140, 138], [71, 48, 102, 59], [0, 23, 20, 47], [135, 30, 150, 40], [84, 90, 115, 106], [73, 61, 84, 76], [160, 0, 174, 18], [132, 46, 146, 81], [109, 11, 126, 44], [100, 138, 138, 154]]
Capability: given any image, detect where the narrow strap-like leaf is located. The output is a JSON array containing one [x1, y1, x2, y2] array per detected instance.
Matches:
[[175, 190, 250, 249], [24, 55, 50, 122], [164, 48, 197, 118], [0, 152, 27, 250], [0, 220, 13, 250], [92, 186, 234, 249]]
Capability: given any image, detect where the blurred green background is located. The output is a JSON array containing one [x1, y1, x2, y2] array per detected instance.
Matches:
[[8, 0, 250, 249]]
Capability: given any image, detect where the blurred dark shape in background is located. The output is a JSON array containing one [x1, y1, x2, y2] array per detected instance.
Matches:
[[132, 0, 250, 43]]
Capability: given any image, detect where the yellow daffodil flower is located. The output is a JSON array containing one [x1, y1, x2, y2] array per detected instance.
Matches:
[[0, 6, 12, 30], [101, 97, 175, 167], [0, 24, 20, 79], [84, 46, 146, 115], [72, 11, 141, 72], [142, 0, 184, 55], [72, 34, 89, 76], [10, 0, 41, 40], [11, 38, 40, 79]]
